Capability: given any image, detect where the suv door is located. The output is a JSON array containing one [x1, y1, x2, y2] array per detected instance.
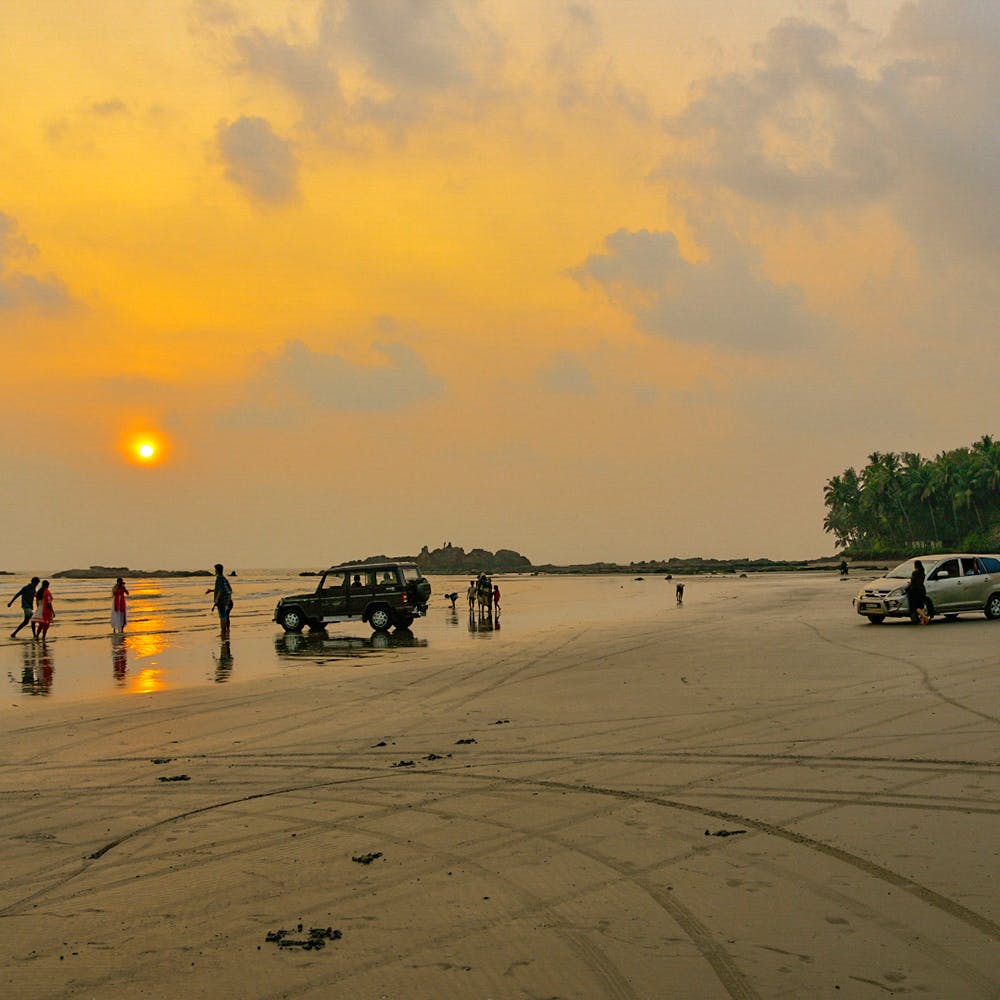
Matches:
[[317, 571, 349, 622], [347, 569, 376, 617], [926, 558, 962, 611], [958, 557, 991, 609]]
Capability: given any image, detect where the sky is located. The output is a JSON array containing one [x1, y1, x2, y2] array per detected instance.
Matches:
[[1, 0, 996, 570]]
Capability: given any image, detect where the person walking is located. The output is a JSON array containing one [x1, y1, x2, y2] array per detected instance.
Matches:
[[212, 563, 233, 636], [907, 560, 930, 624], [31, 580, 54, 640], [492, 584, 501, 614], [111, 577, 129, 633], [8, 577, 39, 638]]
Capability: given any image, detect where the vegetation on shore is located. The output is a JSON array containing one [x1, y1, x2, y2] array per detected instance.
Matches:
[[823, 435, 1000, 559]]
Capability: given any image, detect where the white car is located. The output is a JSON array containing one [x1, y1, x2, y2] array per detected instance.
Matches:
[[853, 554, 1000, 624]]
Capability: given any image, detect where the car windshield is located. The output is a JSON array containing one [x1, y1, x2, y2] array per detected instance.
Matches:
[[887, 559, 920, 579]]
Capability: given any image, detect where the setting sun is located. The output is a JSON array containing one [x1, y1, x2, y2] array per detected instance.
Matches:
[[138, 442, 155, 460]]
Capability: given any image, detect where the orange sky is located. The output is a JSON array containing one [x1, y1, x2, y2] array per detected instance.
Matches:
[[1, 1, 995, 569]]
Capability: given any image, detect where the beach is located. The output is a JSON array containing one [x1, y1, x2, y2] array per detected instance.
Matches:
[[1, 573, 998, 999]]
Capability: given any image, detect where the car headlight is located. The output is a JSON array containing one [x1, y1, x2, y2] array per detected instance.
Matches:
[[888, 587, 906, 598]]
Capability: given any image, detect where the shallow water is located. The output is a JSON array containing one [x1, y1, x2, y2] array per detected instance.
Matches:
[[0, 571, 723, 708]]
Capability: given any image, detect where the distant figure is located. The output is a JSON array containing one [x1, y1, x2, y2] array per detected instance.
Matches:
[[352, 574, 363, 587], [839, 559, 849, 577], [445, 592, 459, 610], [492, 584, 501, 613], [907, 560, 929, 624], [467, 581, 476, 610], [8, 576, 39, 639], [675, 582, 685, 606], [32, 580, 54, 639], [212, 563, 233, 636], [111, 577, 129, 634]]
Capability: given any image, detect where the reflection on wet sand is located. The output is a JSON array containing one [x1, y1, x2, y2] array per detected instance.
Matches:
[[112, 634, 127, 685], [468, 609, 500, 634], [214, 639, 234, 683], [274, 629, 428, 661], [20, 641, 55, 695]]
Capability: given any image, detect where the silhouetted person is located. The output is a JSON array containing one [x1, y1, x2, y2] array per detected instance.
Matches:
[[212, 563, 233, 636], [839, 559, 849, 577], [907, 560, 929, 624], [111, 577, 129, 634], [8, 577, 39, 638], [32, 580, 54, 639], [675, 583, 685, 606]]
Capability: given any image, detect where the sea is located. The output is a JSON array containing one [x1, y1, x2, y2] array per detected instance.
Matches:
[[1, 570, 693, 708]]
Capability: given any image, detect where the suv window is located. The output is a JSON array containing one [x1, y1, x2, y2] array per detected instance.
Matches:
[[961, 557, 982, 576], [930, 559, 960, 580], [322, 571, 349, 594], [376, 569, 398, 589], [982, 557, 1000, 573], [349, 570, 375, 588], [402, 567, 421, 582]]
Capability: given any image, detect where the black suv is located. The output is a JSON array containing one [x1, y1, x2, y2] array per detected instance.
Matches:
[[274, 562, 432, 633]]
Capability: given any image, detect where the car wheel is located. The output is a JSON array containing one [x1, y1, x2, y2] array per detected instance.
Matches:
[[279, 607, 305, 633], [985, 593, 1000, 620], [394, 614, 414, 629], [368, 605, 392, 631], [865, 615, 885, 624]]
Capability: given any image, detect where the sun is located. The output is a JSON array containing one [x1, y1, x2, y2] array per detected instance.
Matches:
[[123, 431, 167, 465]]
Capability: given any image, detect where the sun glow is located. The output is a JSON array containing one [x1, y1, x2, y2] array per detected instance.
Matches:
[[123, 432, 167, 465]]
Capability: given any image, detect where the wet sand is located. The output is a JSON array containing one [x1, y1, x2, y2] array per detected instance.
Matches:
[[1, 574, 998, 998]]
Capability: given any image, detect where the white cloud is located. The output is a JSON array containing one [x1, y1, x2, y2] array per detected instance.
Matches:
[[216, 116, 299, 204]]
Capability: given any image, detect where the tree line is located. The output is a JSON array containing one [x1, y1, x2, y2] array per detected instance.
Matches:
[[823, 435, 1000, 557]]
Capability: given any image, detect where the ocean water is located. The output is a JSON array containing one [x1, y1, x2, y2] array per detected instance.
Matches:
[[1, 571, 699, 708]]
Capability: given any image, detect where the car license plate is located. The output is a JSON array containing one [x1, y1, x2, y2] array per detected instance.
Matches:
[[860, 602, 880, 611]]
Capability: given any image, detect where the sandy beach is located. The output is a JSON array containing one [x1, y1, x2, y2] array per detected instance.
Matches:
[[1, 573, 998, 999]]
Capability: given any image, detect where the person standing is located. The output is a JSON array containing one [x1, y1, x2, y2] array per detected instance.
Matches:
[[467, 581, 476, 611], [8, 577, 39, 638], [111, 577, 129, 633], [492, 584, 501, 614], [212, 563, 233, 636], [32, 580, 54, 640]]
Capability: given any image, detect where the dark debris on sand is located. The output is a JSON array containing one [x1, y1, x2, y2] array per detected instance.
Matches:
[[391, 759, 415, 768], [705, 828, 747, 837], [455, 738, 477, 745], [264, 924, 342, 950], [157, 774, 190, 782], [352, 852, 383, 865]]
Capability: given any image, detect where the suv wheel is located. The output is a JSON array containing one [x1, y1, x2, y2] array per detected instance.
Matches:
[[279, 607, 305, 633], [368, 605, 392, 632], [985, 593, 1000, 620]]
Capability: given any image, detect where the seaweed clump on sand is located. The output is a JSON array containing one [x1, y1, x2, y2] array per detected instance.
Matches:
[[264, 924, 342, 950]]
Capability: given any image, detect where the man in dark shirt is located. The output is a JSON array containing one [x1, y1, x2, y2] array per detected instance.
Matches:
[[212, 563, 233, 637], [8, 577, 40, 638]]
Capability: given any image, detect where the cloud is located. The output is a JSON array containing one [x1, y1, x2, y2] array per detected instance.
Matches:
[[573, 228, 819, 352], [221, 0, 500, 135], [0, 213, 73, 312], [239, 338, 443, 418], [216, 116, 299, 204], [660, 1, 1000, 254], [538, 351, 595, 396]]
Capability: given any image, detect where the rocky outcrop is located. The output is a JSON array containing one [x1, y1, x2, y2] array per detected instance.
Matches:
[[53, 566, 213, 579]]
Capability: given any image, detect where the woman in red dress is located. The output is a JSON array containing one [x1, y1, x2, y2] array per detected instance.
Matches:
[[111, 577, 129, 633], [32, 580, 54, 640]]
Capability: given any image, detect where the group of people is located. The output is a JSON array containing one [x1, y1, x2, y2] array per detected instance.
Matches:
[[7, 577, 54, 640], [7, 562, 235, 641], [466, 574, 501, 613]]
